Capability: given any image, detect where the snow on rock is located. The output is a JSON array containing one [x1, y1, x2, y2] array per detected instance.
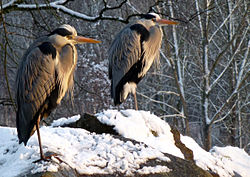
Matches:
[[181, 135, 233, 176], [137, 165, 171, 175], [96, 109, 184, 159], [210, 146, 250, 177], [0, 109, 249, 177], [181, 128, 250, 177], [0, 125, 171, 177], [96, 109, 250, 177], [51, 114, 81, 127], [0, 127, 35, 177]]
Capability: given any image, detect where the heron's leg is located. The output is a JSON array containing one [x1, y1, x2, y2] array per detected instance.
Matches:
[[133, 92, 138, 110], [33, 117, 56, 163], [33, 116, 58, 163], [118, 105, 120, 111], [36, 116, 46, 160]]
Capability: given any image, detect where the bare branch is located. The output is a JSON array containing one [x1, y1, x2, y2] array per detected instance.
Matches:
[[208, 0, 240, 42], [0, 0, 133, 23], [160, 114, 186, 119], [137, 92, 183, 115], [214, 102, 237, 124], [210, 71, 249, 125], [0, 5, 16, 111], [208, 11, 248, 80], [208, 26, 249, 93]]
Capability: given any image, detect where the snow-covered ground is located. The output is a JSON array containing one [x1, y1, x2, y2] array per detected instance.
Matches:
[[0, 109, 249, 177]]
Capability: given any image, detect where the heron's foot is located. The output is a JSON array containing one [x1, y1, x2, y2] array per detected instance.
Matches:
[[33, 153, 58, 163]]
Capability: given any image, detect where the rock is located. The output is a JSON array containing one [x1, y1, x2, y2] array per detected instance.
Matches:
[[42, 113, 212, 177], [23, 145, 212, 177], [170, 126, 194, 162], [30, 154, 212, 177], [61, 113, 118, 135]]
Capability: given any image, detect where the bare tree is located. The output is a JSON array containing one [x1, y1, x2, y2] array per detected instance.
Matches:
[[0, 0, 249, 152], [194, 0, 249, 150]]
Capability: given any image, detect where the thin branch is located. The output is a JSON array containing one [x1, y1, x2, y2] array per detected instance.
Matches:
[[208, 0, 240, 42], [214, 102, 237, 124], [0, 3, 17, 111], [73, 78, 102, 99], [208, 26, 249, 94], [210, 71, 249, 125], [137, 91, 182, 115], [0, 0, 138, 23], [157, 90, 180, 97], [235, 40, 250, 89], [160, 114, 185, 119], [160, 50, 171, 66], [208, 10, 248, 79], [0, 98, 14, 106]]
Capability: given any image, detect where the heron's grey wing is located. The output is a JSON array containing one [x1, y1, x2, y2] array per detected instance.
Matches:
[[108, 25, 142, 98], [16, 44, 57, 145], [108, 26, 142, 78]]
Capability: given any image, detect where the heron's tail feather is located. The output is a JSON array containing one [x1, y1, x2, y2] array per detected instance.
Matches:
[[113, 82, 137, 106], [16, 105, 36, 146]]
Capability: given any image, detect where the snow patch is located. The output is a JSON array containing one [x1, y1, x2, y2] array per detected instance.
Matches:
[[51, 114, 80, 127], [96, 109, 184, 158], [0, 110, 249, 177], [0, 125, 170, 176], [137, 165, 171, 174]]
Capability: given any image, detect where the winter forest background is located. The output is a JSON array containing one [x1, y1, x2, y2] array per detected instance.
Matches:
[[0, 0, 249, 153]]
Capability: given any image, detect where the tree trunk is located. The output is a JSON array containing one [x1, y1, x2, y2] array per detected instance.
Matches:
[[228, 0, 236, 147], [228, 65, 237, 146], [202, 80, 211, 150], [203, 123, 212, 151], [169, 1, 190, 135]]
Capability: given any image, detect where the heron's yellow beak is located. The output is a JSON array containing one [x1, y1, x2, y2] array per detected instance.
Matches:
[[156, 19, 179, 25], [74, 36, 101, 44]]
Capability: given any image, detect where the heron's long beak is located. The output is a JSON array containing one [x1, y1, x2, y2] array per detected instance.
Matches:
[[74, 36, 101, 44], [156, 19, 179, 25]]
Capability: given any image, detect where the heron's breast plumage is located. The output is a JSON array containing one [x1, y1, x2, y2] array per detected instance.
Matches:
[[138, 24, 162, 78], [55, 44, 77, 104]]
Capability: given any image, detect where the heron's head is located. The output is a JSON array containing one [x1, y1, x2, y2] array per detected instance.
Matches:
[[49, 24, 101, 46], [141, 13, 179, 26]]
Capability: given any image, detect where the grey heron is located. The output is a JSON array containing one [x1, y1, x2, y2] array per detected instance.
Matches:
[[108, 13, 178, 110], [15, 24, 100, 161]]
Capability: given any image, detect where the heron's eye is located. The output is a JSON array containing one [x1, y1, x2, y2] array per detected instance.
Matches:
[[67, 36, 73, 40], [152, 18, 156, 22]]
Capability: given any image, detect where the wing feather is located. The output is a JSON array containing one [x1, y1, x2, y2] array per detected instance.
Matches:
[[108, 24, 142, 100], [16, 45, 56, 144]]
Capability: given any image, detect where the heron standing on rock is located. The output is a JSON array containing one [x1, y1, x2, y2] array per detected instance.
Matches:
[[108, 13, 178, 110], [15, 24, 100, 161]]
